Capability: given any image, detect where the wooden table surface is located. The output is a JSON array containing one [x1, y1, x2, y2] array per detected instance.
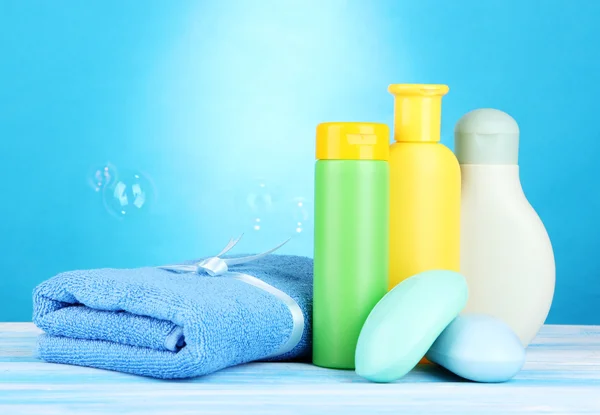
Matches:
[[0, 323, 598, 414]]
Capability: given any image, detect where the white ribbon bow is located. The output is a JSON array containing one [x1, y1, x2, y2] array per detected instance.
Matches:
[[159, 235, 305, 358]]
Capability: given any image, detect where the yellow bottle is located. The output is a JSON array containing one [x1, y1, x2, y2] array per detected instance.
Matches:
[[388, 84, 460, 290]]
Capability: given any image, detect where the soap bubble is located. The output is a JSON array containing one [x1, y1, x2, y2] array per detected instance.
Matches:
[[242, 179, 278, 233], [290, 197, 311, 235], [103, 170, 155, 219], [88, 162, 117, 192]]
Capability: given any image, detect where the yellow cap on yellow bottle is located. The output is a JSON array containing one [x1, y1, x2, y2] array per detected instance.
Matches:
[[388, 84, 449, 143], [316, 122, 389, 161]]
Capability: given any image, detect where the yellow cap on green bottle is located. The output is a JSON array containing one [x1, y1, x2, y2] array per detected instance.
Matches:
[[388, 84, 449, 143], [316, 122, 389, 161]]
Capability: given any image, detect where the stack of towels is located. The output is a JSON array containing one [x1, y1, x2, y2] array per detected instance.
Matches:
[[33, 254, 313, 379]]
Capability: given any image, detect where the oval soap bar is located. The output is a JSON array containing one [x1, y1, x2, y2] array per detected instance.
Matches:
[[355, 270, 468, 383], [426, 314, 526, 382]]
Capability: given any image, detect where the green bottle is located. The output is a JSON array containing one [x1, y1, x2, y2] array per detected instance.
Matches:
[[313, 122, 390, 369]]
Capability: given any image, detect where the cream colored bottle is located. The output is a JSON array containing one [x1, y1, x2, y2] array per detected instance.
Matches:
[[456, 108, 555, 347]]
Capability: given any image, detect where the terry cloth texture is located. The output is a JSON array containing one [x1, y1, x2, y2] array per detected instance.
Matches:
[[33, 254, 313, 379]]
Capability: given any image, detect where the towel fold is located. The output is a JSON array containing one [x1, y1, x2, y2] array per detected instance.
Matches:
[[33, 254, 313, 379]]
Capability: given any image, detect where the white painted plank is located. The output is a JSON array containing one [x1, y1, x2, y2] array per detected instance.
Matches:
[[1, 323, 599, 414]]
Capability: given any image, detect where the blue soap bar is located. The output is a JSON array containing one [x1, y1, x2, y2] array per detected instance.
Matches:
[[426, 314, 526, 382], [355, 270, 468, 383]]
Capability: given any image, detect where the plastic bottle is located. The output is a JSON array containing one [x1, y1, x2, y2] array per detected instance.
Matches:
[[313, 122, 389, 369], [388, 84, 461, 290], [455, 108, 555, 347]]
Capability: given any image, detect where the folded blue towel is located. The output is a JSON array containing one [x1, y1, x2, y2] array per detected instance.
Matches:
[[33, 254, 313, 379]]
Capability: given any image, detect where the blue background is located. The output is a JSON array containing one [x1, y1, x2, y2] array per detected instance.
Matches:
[[1, 0, 599, 323]]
